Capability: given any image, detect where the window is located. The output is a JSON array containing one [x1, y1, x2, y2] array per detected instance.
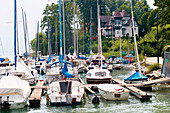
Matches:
[[117, 31, 119, 35], [95, 72, 106, 76], [122, 28, 126, 36]]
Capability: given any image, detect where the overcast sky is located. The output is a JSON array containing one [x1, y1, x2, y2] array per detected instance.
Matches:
[[0, 0, 156, 60]]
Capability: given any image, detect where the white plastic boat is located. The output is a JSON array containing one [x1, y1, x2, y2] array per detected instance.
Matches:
[[0, 76, 31, 109], [47, 80, 85, 105], [97, 84, 129, 100], [86, 66, 112, 84]]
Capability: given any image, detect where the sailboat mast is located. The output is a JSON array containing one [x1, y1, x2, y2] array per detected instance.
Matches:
[[14, 0, 17, 69], [59, 0, 63, 66], [97, 0, 102, 68], [24, 12, 31, 56], [130, 0, 141, 75], [35, 21, 39, 65], [77, 8, 79, 58], [22, 8, 27, 58], [73, 0, 76, 58], [63, 0, 66, 59], [89, 7, 92, 56]]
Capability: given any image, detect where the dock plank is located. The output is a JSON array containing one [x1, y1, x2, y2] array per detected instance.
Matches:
[[126, 87, 152, 100], [29, 81, 45, 107]]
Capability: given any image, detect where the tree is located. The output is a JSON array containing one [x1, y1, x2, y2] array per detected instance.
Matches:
[[154, 0, 170, 26], [147, 9, 157, 31]]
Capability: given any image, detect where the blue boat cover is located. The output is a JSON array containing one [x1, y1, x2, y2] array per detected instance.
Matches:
[[38, 58, 46, 61], [124, 71, 148, 81], [50, 60, 73, 68], [0, 58, 5, 62], [47, 55, 51, 64], [77, 54, 88, 60], [62, 63, 73, 78]]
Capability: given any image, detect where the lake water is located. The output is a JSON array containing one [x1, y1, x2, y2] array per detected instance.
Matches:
[[0, 69, 170, 113]]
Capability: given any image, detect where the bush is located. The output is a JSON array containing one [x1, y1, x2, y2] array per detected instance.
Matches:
[[147, 63, 159, 73]]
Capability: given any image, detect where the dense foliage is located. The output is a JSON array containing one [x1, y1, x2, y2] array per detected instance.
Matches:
[[31, 0, 170, 58]]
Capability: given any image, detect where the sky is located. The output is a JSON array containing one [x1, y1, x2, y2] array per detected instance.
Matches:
[[0, 0, 156, 60]]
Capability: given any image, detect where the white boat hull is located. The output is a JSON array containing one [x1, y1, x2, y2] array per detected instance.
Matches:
[[99, 89, 129, 100]]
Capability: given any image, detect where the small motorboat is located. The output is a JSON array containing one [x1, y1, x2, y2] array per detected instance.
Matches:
[[0, 76, 31, 109], [97, 84, 129, 101], [47, 80, 85, 106], [86, 66, 112, 84]]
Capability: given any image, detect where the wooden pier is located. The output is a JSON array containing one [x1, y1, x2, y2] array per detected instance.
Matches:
[[126, 87, 152, 100], [29, 81, 45, 107]]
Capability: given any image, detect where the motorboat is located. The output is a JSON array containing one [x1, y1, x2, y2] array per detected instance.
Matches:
[[0, 76, 31, 109], [86, 66, 112, 84], [97, 84, 129, 100], [47, 80, 85, 105]]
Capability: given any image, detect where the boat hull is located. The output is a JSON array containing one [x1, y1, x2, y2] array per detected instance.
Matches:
[[98, 89, 129, 101], [86, 78, 111, 84]]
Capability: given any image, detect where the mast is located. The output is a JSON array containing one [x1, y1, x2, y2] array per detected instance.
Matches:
[[120, 37, 122, 58], [97, 0, 102, 68], [24, 12, 31, 56], [35, 21, 39, 65], [14, 0, 17, 70], [130, 0, 141, 76], [22, 8, 27, 58], [112, 24, 114, 55], [73, 0, 76, 58], [77, 8, 79, 58], [59, 0, 63, 66], [63, 0, 66, 59], [55, 15, 58, 56], [89, 7, 92, 56]]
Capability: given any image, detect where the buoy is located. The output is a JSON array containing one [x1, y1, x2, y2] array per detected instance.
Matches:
[[92, 95, 99, 104]]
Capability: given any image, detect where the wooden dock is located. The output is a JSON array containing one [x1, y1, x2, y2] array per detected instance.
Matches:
[[29, 81, 45, 107], [126, 87, 152, 100]]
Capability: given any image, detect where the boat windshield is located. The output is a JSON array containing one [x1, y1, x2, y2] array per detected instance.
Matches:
[[59, 81, 72, 94], [95, 72, 106, 76]]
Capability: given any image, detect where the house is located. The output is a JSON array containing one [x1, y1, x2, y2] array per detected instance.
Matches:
[[100, 9, 139, 38]]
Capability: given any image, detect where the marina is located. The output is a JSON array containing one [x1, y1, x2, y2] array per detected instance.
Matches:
[[0, 0, 170, 112]]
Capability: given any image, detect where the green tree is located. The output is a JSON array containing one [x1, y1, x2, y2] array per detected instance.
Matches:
[[154, 0, 170, 26], [147, 9, 157, 31]]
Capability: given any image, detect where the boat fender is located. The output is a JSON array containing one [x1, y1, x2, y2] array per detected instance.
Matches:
[[92, 95, 99, 104]]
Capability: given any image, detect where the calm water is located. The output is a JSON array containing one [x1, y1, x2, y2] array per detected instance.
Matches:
[[0, 69, 170, 113]]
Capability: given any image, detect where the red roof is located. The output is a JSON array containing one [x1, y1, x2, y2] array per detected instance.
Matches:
[[113, 9, 122, 17], [100, 16, 111, 22], [120, 9, 130, 17]]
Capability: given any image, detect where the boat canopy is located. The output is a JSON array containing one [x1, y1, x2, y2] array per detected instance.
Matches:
[[0, 76, 31, 97], [124, 70, 148, 81], [62, 63, 73, 78], [77, 54, 88, 60], [50, 60, 73, 68], [117, 57, 123, 61], [38, 58, 46, 61], [0, 58, 5, 62]]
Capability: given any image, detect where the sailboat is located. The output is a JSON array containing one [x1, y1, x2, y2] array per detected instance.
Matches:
[[0, 76, 31, 109], [0, 1, 31, 109], [8, 6, 38, 85], [124, 0, 148, 85], [47, 0, 85, 105], [86, 0, 112, 84]]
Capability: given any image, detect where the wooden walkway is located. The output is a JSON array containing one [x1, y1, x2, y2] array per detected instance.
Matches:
[[112, 77, 170, 87], [29, 81, 45, 107], [126, 87, 152, 100]]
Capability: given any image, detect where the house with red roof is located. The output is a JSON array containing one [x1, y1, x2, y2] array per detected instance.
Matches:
[[100, 9, 139, 38]]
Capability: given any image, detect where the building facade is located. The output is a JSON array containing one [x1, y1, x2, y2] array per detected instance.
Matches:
[[100, 9, 139, 38]]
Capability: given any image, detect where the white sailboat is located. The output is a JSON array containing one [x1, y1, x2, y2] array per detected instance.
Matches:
[[47, 0, 85, 106], [86, 0, 112, 84], [8, 57, 38, 85], [0, 76, 31, 109]]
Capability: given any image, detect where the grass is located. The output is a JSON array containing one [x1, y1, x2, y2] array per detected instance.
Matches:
[[147, 63, 159, 73]]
